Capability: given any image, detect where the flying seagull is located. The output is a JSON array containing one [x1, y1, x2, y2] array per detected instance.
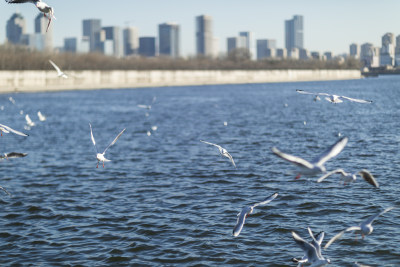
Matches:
[[271, 137, 348, 179], [5, 0, 55, 32], [292, 227, 327, 267], [292, 230, 331, 267], [296, 89, 372, 104], [0, 152, 28, 160], [232, 192, 278, 237], [49, 60, 68, 78], [89, 123, 125, 168], [324, 207, 394, 249], [37, 111, 46, 121], [200, 140, 236, 168], [317, 169, 379, 188], [0, 123, 28, 137], [25, 114, 35, 127]]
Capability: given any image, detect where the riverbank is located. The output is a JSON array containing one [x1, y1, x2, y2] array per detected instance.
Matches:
[[0, 69, 361, 93]]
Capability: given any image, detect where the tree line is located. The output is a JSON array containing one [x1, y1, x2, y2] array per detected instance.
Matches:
[[0, 45, 361, 71]]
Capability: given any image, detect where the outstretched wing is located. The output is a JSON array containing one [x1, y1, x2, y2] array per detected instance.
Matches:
[[317, 169, 347, 183], [340, 95, 372, 104], [308, 227, 324, 258], [252, 192, 278, 208], [5, 0, 36, 4], [103, 128, 126, 154], [271, 147, 314, 169], [358, 170, 379, 188], [296, 89, 331, 96], [224, 151, 236, 168], [200, 140, 221, 149], [0, 186, 11, 196], [0, 123, 28, 137], [49, 60, 62, 74], [363, 207, 394, 226], [292, 231, 318, 262], [324, 226, 361, 249], [312, 137, 348, 166], [3, 152, 28, 158], [89, 123, 98, 153], [232, 208, 249, 237]]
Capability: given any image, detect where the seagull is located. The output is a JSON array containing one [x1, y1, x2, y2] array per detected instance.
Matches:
[[0, 152, 28, 159], [232, 192, 278, 237], [5, 0, 56, 32], [37, 111, 46, 121], [200, 140, 236, 168], [317, 169, 379, 188], [89, 123, 125, 168], [292, 230, 331, 267], [25, 114, 35, 127], [151, 126, 158, 131], [296, 90, 372, 104], [324, 207, 394, 249], [0, 123, 28, 137], [271, 137, 348, 179], [49, 60, 68, 78], [292, 228, 326, 267], [137, 104, 151, 110]]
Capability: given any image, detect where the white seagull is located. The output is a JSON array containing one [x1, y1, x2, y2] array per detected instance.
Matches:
[[271, 137, 348, 179], [89, 123, 126, 168], [37, 111, 46, 121], [200, 140, 236, 168], [49, 60, 68, 78], [25, 114, 35, 127], [0, 123, 28, 137], [324, 207, 395, 249], [296, 89, 372, 104], [317, 169, 379, 188], [292, 228, 326, 266], [292, 230, 331, 267], [5, 0, 55, 32], [232, 192, 278, 237]]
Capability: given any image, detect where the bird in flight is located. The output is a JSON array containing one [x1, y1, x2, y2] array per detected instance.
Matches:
[[200, 140, 236, 168], [296, 89, 372, 104], [317, 169, 379, 188], [5, 0, 56, 32], [292, 230, 331, 266], [0, 123, 28, 137], [49, 60, 68, 79], [0, 152, 28, 160], [89, 123, 126, 168]]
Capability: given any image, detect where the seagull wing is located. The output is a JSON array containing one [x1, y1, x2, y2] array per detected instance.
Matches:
[[292, 231, 319, 262], [317, 169, 347, 183], [103, 128, 126, 154], [296, 89, 331, 96], [340, 95, 372, 104], [49, 60, 62, 74], [271, 147, 315, 169], [357, 170, 379, 188], [324, 226, 361, 249], [251, 192, 278, 208], [308, 227, 324, 258], [232, 207, 249, 237], [0, 186, 11, 196], [363, 207, 394, 226], [224, 151, 236, 168], [89, 123, 98, 154], [200, 140, 222, 149], [4, 152, 28, 158], [0, 123, 28, 136], [312, 137, 348, 166], [5, 0, 36, 4]]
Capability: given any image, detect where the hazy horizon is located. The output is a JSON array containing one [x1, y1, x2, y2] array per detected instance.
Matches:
[[1, 0, 399, 56]]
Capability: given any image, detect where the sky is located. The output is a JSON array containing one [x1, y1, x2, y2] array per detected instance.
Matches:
[[1, 0, 400, 57]]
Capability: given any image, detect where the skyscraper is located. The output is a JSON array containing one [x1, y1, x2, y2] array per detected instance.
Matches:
[[239, 31, 253, 58], [6, 13, 26, 44], [380, 32, 395, 66], [139, 37, 156, 57], [102, 26, 122, 57], [83, 19, 102, 52], [158, 23, 180, 58], [196, 15, 214, 57], [349, 43, 360, 58], [256, 39, 276, 60], [227, 36, 246, 54], [285, 15, 304, 51], [64, 38, 77, 53], [34, 13, 53, 51], [123, 27, 139, 56]]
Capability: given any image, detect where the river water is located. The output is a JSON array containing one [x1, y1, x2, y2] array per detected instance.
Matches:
[[0, 76, 399, 266]]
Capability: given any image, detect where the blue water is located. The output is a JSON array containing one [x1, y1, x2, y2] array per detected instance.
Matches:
[[0, 76, 399, 266]]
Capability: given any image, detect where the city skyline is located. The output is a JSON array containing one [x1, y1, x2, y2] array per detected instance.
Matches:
[[1, 0, 400, 57]]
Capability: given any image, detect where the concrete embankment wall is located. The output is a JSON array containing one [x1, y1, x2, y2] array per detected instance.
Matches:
[[0, 69, 361, 93]]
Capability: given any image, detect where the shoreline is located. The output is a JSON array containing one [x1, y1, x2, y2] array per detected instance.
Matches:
[[0, 69, 361, 93]]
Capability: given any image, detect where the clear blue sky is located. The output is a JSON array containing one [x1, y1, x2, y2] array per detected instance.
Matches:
[[1, 0, 399, 56]]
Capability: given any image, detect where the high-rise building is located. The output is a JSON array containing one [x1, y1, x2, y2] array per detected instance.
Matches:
[[349, 43, 360, 58], [158, 23, 180, 58], [139, 37, 156, 57], [285, 15, 303, 51], [83, 19, 102, 52], [101, 26, 122, 57], [380, 32, 395, 66], [64, 38, 77, 53], [227, 36, 246, 54], [256, 39, 276, 60], [239, 31, 253, 57], [196, 15, 214, 57], [6, 13, 26, 44], [361, 43, 379, 67], [276, 48, 287, 59], [123, 27, 139, 56], [34, 13, 53, 51]]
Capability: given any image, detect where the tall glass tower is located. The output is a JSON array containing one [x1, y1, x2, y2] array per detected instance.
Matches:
[[285, 15, 303, 51], [196, 15, 213, 57], [158, 23, 180, 58]]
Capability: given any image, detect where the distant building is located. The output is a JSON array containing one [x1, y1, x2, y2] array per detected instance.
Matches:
[[101, 26, 122, 57], [239, 31, 253, 58], [123, 27, 139, 56], [158, 23, 180, 58], [196, 15, 214, 57], [310, 51, 321, 60], [34, 13, 52, 51], [324, 51, 333, 60], [289, 48, 299, 59], [380, 32, 395, 66], [82, 19, 102, 52], [64, 37, 77, 53], [285, 15, 304, 51], [349, 43, 360, 58], [256, 39, 276, 60], [395, 35, 400, 66], [139, 37, 156, 57], [6, 13, 26, 44], [227, 36, 246, 54], [276, 48, 287, 59], [361, 43, 379, 67], [299, 48, 309, 60]]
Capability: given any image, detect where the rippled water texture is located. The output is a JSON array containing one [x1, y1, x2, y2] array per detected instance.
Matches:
[[0, 76, 399, 266]]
